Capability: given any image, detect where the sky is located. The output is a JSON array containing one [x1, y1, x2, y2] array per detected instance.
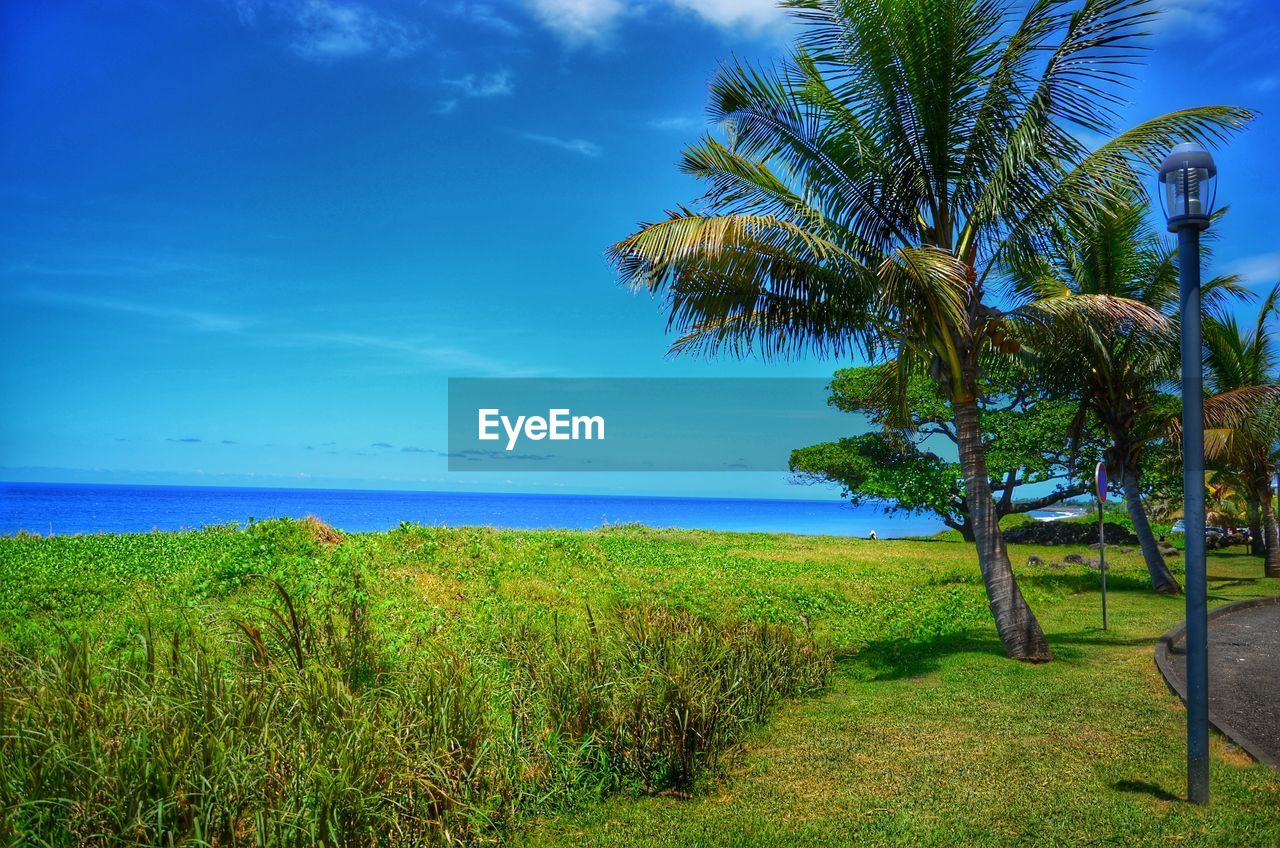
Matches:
[[1, 0, 1279, 500]]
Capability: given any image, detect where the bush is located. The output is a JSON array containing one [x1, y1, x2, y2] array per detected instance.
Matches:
[[0, 580, 830, 845], [508, 605, 831, 793]]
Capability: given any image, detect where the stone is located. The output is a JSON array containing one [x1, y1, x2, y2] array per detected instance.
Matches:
[[1003, 520, 1138, 546]]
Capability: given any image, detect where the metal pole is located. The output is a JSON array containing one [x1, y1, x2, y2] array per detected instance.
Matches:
[[1178, 223, 1209, 806], [1098, 498, 1107, 630]]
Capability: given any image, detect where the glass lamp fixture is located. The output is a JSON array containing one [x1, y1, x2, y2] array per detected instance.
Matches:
[[1158, 142, 1216, 232]]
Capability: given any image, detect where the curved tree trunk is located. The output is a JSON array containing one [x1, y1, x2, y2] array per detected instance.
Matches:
[[1260, 480, 1280, 578], [953, 396, 1052, 661], [1120, 463, 1181, 594]]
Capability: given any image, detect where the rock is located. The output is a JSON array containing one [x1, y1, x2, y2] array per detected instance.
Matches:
[[1064, 553, 1085, 564], [1003, 521, 1138, 546], [1089, 542, 1101, 549], [1163, 548, 1181, 558], [1119, 547, 1135, 554], [1086, 558, 1106, 570], [1047, 561, 1066, 569], [1027, 555, 1044, 566]]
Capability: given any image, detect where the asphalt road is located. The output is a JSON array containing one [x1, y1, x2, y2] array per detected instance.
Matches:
[[1162, 600, 1280, 768]]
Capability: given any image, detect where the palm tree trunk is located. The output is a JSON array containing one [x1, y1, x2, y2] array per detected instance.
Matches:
[[953, 396, 1052, 661], [1260, 482, 1280, 578], [1120, 463, 1181, 594], [1246, 489, 1264, 556]]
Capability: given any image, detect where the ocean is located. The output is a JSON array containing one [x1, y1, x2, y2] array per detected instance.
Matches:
[[0, 482, 948, 538]]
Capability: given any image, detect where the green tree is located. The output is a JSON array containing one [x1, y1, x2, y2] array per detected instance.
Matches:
[[1203, 286, 1280, 576], [609, 0, 1250, 659], [791, 366, 1095, 538]]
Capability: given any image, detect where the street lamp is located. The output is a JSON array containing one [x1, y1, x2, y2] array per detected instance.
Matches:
[[1159, 141, 1217, 806]]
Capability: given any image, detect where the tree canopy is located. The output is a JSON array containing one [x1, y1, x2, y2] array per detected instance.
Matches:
[[792, 364, 1097, 537]]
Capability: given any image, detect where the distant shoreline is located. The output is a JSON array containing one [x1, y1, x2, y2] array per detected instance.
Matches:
[[1029, 504, 1088, 522]]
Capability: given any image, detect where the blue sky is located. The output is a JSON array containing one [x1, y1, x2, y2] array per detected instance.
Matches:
[[2, 0, 1279, 499]]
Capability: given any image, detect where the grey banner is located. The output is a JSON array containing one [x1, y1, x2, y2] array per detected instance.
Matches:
[[447, 378, 861, 471]]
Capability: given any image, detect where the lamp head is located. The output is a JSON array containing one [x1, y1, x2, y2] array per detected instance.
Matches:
[[1158, 142, 1216, 232]]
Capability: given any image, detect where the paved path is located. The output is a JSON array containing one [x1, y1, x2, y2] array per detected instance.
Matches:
[[1156, 597, 1280, 769]]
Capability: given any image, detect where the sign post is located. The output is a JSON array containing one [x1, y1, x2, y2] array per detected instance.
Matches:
[[1096, 461, 1108, 631]]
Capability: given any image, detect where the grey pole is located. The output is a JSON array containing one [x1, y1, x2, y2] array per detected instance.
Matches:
[[1098, 498, 1107, 630], [1161, 141, 1215, 806], [1178, 222, 1209, 805]]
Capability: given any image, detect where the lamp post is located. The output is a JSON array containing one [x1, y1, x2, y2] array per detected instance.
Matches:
[[1158, 141, 1217, 806]]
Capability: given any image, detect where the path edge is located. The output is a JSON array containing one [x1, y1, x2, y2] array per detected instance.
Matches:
[[1154, 595, 1280, 770]]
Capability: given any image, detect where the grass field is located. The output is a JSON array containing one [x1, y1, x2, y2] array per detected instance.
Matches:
[[1, 519, 1277, 845]]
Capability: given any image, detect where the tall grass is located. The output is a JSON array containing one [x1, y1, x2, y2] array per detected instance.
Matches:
[[0, 575, 830, 845]]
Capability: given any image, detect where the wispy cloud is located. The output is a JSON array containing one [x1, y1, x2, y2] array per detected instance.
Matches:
[[1227, 252, 1280, 286], [371, 442, 394, 448], [1150, 0, 1242, 38], [1248, 75, 1280, 94], [437, 69, 514, 114], [234, 0, 423, 62], [452, 2, 520, 36], [18, 287, 252, 333], [14, 286, 537, 375], [168, 437, 203, 443], [521, 0, 785, 45], [446, 70, 514, 98], [523, 0, 624, 44], [447, 448, 553, 461], [520, 132, 601, 157], [3, 257, 217, 279], [649, 115, 700, 132], [286, 330, 532, 374], [665, 0, 785, 31]]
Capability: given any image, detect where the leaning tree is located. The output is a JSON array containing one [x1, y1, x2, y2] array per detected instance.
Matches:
[[609, 0, 1251, 660], [1010, 194, 1249, 594]]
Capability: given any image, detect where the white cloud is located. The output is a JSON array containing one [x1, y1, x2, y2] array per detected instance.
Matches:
[[14, 287, 530, 375], [286, 331, 525, 374], [521, 0, 786, 45], [445, 70, 514, 98], [438, 69, 513, 115], [523, 0, 625, 44], [452, 2, 521, 36], [1226, 253, 1280, 286], [1248, 76, 1280, 94], [665, 0, 783, 31], [234, 0, 422, 62], [18, 287, 252, 333], [520, 132, 602, 156], [1150, 0, 1242, 38], [649, 115, 701, 132]]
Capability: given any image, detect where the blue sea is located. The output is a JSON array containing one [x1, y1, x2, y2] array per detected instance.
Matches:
[[0, 482, 947, 538]]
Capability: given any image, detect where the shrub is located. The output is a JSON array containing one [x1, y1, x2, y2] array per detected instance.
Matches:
[[0, 581, 830, 845]]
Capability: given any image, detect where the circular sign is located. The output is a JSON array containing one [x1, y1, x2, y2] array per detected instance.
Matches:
[[1095, 461, 1108, 503]]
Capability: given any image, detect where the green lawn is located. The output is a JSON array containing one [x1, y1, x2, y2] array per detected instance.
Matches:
[[1, 521, 1277, 845], [520, 548, 1280, 847]]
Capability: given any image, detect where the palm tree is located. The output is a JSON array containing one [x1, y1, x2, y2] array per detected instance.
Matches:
[[1205, 473, 1251, 532], [608, 0, 1251, 660], [1011, 195, 1247, 595], [1203, 286, 1280, 576]]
